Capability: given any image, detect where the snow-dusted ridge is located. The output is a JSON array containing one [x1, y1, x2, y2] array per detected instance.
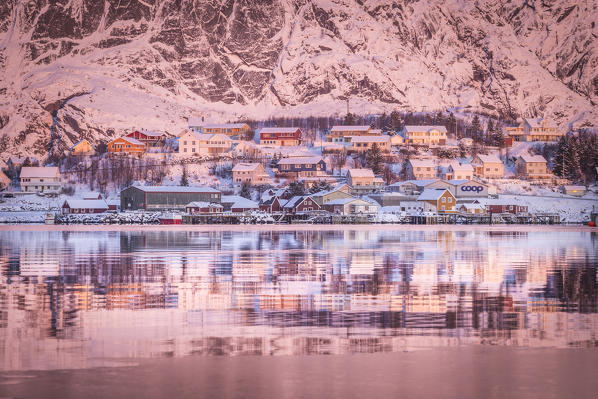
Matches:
[[0, 0, 596, 160]]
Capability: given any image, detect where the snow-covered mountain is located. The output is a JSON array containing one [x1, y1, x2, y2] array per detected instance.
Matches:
[[0, 0, 596, 159]]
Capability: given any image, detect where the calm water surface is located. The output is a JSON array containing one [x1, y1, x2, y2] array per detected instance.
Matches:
[[0, 227, 597, 398]]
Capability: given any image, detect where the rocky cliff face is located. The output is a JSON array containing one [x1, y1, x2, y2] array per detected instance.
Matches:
[[0, 0, 596, 159]]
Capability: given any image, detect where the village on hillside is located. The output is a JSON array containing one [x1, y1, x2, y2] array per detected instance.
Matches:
[[1, 113, 597, 225]]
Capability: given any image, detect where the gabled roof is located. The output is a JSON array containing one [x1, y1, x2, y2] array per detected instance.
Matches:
[[417, 188, 451, 201], [20, 166, 60, 178], [200, 123, 249, 129], [232, 163, 261, 172], [404, 125, 448, 133], [449, 162, 474, 172], [259, 127, 301, 133], [331, 125, 371, 132], [326, 197, 372, 206], [350, 135, 390, 143], [136, 130, 166, 137], [389, 179, 439, 187], [277, 156, 323, 165], [524, 118, 555, 128], [518, 153, 547, 163], [283, 196, 305, 209], [347, 168, 375, 178], [115, 136, 144, 145], [408, 158, 436, 167], [63, 199, 108, 209], [128, 185, 220, 193], [474, 153, 502, 163], [186, 201, 223, 208], [71, 139, 95, 151], [222, 196, 259, 209]]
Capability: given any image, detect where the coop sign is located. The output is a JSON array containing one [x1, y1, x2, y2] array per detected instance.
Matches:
[[461, 185, 485, 193]]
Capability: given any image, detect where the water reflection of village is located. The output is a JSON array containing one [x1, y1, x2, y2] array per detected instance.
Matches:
[[1, 230, 597, 370]]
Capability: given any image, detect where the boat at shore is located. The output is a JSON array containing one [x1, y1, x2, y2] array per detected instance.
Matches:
[[158, 211, 182, 225], [44, 212, 55, 225]]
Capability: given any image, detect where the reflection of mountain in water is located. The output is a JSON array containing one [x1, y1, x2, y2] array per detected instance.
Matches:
[[0, 229, 597, 370]]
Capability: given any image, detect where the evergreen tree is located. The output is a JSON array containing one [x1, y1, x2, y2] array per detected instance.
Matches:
[[487, 120, 494, 135], [390, 110, 402, 132], [180, 164, 189, 186], [288, 181, 305, 197], [448, 112, 457, 135], [344, 112, 356, 125], [366, 143, 384, 175], [435, 111, 444, 125], [240, 181, 252, 199], [470, 115, 482, 142]]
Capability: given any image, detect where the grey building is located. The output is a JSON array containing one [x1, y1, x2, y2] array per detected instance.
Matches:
[[121, 185, 221, 211]]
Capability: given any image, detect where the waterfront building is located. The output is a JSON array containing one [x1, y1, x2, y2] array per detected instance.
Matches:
[[120, 185, 221, 211]]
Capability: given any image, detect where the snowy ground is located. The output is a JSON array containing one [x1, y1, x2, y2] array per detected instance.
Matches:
[[497, 194, 597, 223]]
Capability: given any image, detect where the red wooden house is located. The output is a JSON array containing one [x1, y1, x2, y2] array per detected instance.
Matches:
[[487, 204, 528, 214], [282, 196, 320, 214], [259, 196, 283, 213], [259, 127, 302, 146], [126, 130, 167, 147]]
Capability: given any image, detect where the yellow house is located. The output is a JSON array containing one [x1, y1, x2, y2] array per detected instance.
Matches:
[[70, 139, 95, 156], [417, 188, 456, 213], [516, 153, 550, 179], [350, 135, 390, 152], [471, 154, 504, 178], [407, 159, 437, 180], [232, 163, 269, 185], [188, 121, 252, 138], [346, 168, 384, 195], [521, 118, 562, 142], [327, 125, 377, 143], [178, 131, 233, 156], [401, 125, 447, 145], [458, 203, 486, 214]]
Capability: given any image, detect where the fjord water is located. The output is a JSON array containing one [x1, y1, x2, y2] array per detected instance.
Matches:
[[0, 227, 597, 398]]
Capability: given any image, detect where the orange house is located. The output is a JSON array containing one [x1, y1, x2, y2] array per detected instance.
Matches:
[[107, 136, 145, 155]]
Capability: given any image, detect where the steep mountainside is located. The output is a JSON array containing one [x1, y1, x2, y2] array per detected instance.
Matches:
[[0, 0, 596, 159]]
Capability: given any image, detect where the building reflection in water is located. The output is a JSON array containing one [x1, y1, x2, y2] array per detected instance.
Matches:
[[0, 229, 597, 370]]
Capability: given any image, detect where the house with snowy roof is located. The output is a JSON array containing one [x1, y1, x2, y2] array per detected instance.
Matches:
[[282, 196, 320, 214], [327, 125, 377, 143], [259, 127, 302, 146], [387, 179, 439, 195], [70, 139, 95, 156], [441, 162, 474, 180], [323, 197, 379, 215], [471, 154, 504, 178], [346, 168, 384, 195], [185, 201, 224, 214], [401, 126, 447, 145], [276, 156, 326, 178], [516, 153, 550, 179], [350, 135, 390, 153], [126, 130, 168, 147], [311, 186, 354, 206], [178, 131, 233, 156], [190, 123, 252, 139], [406, 158, 437, 180], [221, 195, 259, 213], [232, 163, 269, 185], [559, 185, 586, 197], [19, 167, 62, 194], [458, 203, 486, 215], [61, 199, 108, 214], [120, 185, 221, 211], [521, 118, 562, 142], [416, 188, 456, 213], [107, 136, 145, 155]]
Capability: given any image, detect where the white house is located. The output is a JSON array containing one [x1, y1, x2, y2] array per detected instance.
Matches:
[[20, 167, 62, 194], [178, 131, 233, 156]]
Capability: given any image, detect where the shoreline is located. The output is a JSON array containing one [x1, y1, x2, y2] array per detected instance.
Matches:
[[0, 223, 596, 232]]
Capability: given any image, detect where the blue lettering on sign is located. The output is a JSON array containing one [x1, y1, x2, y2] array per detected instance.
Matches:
[[461, 186, 484, 193]]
